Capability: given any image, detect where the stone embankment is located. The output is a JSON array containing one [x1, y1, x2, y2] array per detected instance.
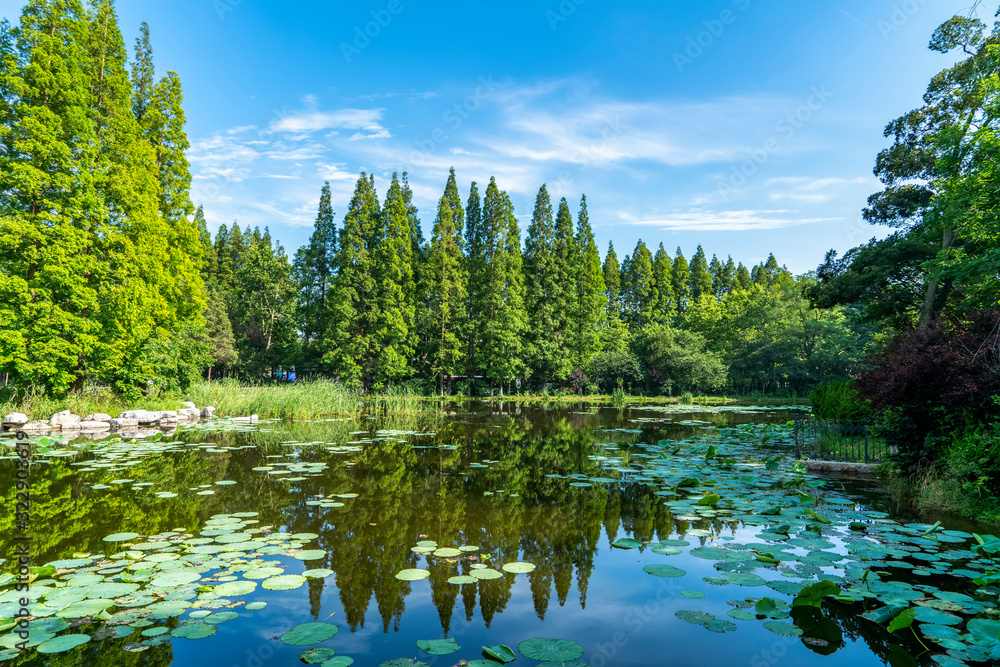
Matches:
[[801, 459, 880, 477], [0, 404, 261, 439]]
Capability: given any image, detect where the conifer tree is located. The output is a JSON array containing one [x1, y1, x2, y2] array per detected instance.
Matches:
[[294, 182, 337, 371], [626, 240, 655, 328], [736, 262, 752, 289], [424, 170, 467, 395], [672, 248, 692, 313], [523, 185, 568, 385], [689, 245, 713, 300], [554, 197, 577, 374], [601, 242, 628, 352], [372, 173, 416, 386], [204, 288, 237, 380], [464, 181, 484, 379], [213, 224, 234, 293], [652, 243, 675, 323], [573, 196, 605, 369], [327, 173, 380, 389], [722, 257, 738, 294], [709, 254, 725, 297]]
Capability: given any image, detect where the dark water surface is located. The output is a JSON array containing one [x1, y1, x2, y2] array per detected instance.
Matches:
[[0, 402, 996, 667]]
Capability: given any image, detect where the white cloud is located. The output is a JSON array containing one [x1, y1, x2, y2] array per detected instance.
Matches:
[[271, 107, 390, 140], [618, 209, 841, 232]]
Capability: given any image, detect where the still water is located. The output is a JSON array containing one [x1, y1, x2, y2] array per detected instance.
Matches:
[[0, 402, 996, 666]]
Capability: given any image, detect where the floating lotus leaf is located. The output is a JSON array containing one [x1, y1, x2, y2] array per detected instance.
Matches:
[[448, 575, 477, 585], [644, 564, 685, 578], [682, 590, 706, 599], [245, 602, 268, 611], [103, 533, 139, 543], [149, 570, 202, 588], [304, 568, 334, 579], [280, 622, 339, 646], [141, 627, 169, 637], [423, 547, 461, 559], [612, 538, 643, 550], [212, 580, 257, 597], [763, 622, 803, 637], [295, 550, 327, 561], [395, 569, 431, 581], [517, 638, 585, 661], [36, 634, 91, 654], [172, 622, 217, 639], [296, 647, 337, 664], [470, 569, 503, 580], [55, 598, 116, 618], [482, 644, 517, 663], [262, 575, 307, 591], [244, 567, 285, 580], [379, 660, 429, 667], [320, 658, 354, 666], [205, 611, 240, 624], [416, 638, 461, 655], [502, 562, 536, 574]]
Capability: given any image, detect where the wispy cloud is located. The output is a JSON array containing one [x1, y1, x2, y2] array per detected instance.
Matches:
[[618, 209, 841, 232], [271, 107, 390, 140]]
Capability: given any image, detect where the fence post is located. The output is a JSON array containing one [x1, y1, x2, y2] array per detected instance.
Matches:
[[864, 426, 869, 464]]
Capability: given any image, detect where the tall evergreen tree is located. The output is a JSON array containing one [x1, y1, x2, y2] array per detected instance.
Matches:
[[326, 173, 380, 389], [204, 287, 237, 380], [523, 185, 568, 386], [672, 248, 692, 313], [689, 245, 713, 300], [722, 257, 738, 294], [626, 240, 655, 328], [477, 180, 527, 393], [424, 170, 467, 395], [736, 262, 752, 290], [372, 173, 416, 386], [709, 254, 725, 297], [213, 224, 234, 293], [601, 242, 628, 352], [294, 182, 337, 371], [553, 197, 577, 374], [573, 196, 605, 369], [652, 243, 675, 323], [464, 180, 484, 379]]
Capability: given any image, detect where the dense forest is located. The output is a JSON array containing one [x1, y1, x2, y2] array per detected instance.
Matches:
[[0, 1, 870, 401]]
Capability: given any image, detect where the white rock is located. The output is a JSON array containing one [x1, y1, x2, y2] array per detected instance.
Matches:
[[150, 411, 178, 421], [181, 401, 197, 410], [119, 410, 152, 421], [82, 413, 112, 423], [78, 421, 111, 431], [177, 408, 199, 419], [2, 413, 28, 426], [109, 418, 139, 429], [231, 414, 259, 423], [201, 406, 216, 418], [59, 422, 82, 430], [49, 410, 80, 427], [20, 421, 51, 431]]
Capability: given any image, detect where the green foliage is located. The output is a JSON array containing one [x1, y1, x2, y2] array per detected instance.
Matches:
[[589, 350, 643, 393], [809, 381, 870, 420], [637, 327, 728, 395]]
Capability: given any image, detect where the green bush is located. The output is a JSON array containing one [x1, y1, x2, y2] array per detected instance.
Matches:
[[809, 381, 870, 420], [681, 391, 694, 404]]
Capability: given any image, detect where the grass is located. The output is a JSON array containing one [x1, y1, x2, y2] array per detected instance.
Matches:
[[1, 381, 809, 423]]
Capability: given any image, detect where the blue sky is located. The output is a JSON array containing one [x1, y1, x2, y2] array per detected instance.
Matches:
[[1, 0, 984, 272]]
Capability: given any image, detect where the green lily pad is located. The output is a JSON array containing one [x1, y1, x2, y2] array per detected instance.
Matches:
[[416, 638, 461, 655], [280, 622, 339, 646], [263, 575, 308, 591], [36, 634, 91, 654], [433, 548, 463, 558], [482, 644, 517, 663], [103, 532, 140, 543], [395, 569, 431, 581], [502, 562, 536, 574], [612, 538, 643, 549], [295, 550, 327, 561], [301, 647, 338, 663], [213, 580, 257, 597], [763, 622, 803, 637], [518, 638, 585, 661], [172, 622, 218, 639], [643, 564, 686, 578]]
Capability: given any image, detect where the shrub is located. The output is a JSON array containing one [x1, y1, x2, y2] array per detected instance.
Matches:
[[854, 310, 1000, 473], [637, 327, 728, 395], [810, 381, 871, 420], [681, 391, 694, 404], [589, 351, 643, 394]]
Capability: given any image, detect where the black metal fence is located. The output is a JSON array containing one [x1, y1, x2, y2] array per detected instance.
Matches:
[[794, 419, 887, 463]]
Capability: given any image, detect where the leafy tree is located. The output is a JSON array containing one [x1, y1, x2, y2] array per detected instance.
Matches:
[[589, 350, 643, 393], [554, 196, 577, 371], [423, 170, 467, 395], [294, 182, 337, 372], [572, 196, 605, 369], [624, 240, 655, 328], [372, 173, 416, 386], [637, 327, 728, 395], [464, 180, 484, 378], [204, 287, 237, 380], [524, 185, 569, 386], [601, 242, 628, 352], [735, 262, 752, 290], [672, 248, 692, 314], [326, 173, 380, 388], [689, 245, 713, 300], [652, 243, 675, 323]]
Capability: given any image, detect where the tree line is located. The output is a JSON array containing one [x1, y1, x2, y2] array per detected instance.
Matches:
[[0, 0, 869, 400]]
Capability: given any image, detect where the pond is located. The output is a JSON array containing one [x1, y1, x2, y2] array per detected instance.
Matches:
[[1, 402, 998, 667]]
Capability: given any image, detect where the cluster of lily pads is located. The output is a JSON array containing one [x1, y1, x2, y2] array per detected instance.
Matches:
[[394, 636, 588, 666], [0, 512, 349, 661], [556, 422, 1000, 665], [395, 538, 535, 583]]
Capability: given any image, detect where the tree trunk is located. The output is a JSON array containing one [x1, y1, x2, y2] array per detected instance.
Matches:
[[207, 366, 212, 382], [919, 227, 956, 329]]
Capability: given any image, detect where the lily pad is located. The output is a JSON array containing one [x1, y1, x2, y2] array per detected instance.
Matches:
[[103, 532, 140, 543], [416, 638, 461, 655], [643, 564, 686, 578], [395, 569, 431, 581], [36, 634, 91, 654], [263, 575, 308, 591], [482, 644, 517, 663], [502, 562, 536, 574], [280, 622, 339, 646], [301, 647, 338, 663], [518, 638, 585, 662]]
